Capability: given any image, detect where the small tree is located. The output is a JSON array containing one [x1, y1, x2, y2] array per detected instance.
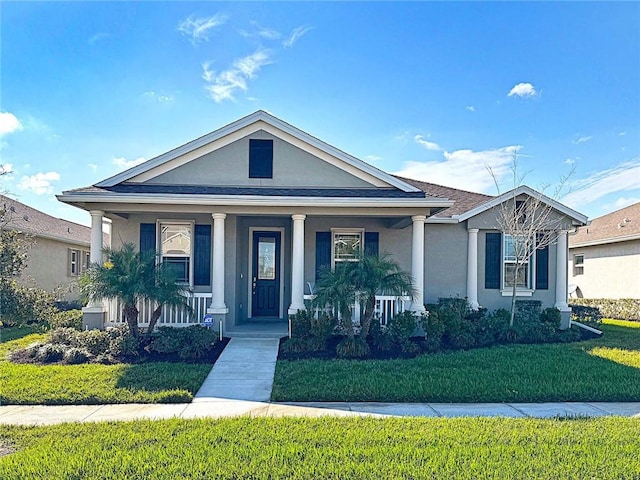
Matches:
[[80, 243, 191, 337], [489, 159, 573, 327]]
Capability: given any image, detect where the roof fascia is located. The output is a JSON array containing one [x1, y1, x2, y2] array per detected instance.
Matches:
[[95, 111, 420, 192], [456, 185, 588, 225], [569, 233, 640, 248]]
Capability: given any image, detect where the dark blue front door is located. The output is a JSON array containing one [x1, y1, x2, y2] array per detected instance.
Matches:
[[251, 231, 281, 317]]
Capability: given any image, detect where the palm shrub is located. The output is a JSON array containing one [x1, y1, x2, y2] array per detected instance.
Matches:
[[80, 243, 190, 337]]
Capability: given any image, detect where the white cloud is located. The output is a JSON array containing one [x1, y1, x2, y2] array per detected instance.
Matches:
[[88, 32, 109, 45], [613, 196, 640, 209], [17, 171, 60, 195], [364, 155, 383, 163], [203, 49, 272, 102], [0, 112, 23, 136], [143, 91, 174, 103], [507, 82, 537, 98], [619, 131, 627, 136], [465, 105, 475, 112], [255, 24, 281, 40], [414, 135, 442, 152], [564, 158, 576, 165], [178, 13, 229, 44], [88, 163, 98, 172], [572, 135, 592, 144], [283, 25, 313, 48], [113, 156, 146, 169], [562, 159, 640, 209], [393, 145, 521, 194]]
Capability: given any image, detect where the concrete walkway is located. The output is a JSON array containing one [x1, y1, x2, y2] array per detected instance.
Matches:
[[193, 337, 280, 402], [0, 401, 639, 425]]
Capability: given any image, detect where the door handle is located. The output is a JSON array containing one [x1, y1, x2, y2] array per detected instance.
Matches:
[[252, 277, 257, 294]]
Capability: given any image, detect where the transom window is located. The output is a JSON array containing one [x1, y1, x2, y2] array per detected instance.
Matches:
[[503, 234, 533, 289], [331, 229, 364, 268], [160, 222, 193, 284], [573, 254, 584, 276]]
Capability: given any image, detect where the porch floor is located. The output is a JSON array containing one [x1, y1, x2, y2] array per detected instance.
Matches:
[[225, 321, 288, 339]]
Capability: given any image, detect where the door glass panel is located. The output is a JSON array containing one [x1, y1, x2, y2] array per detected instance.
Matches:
[[258, 237, 276, 280]]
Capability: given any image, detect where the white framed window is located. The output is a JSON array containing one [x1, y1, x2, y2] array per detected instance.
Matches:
[[573, 254, 584, 276], [331, 228, 364, 269], [69, 249, 79, 276], [159, 221, 194, 285], [82, 250, 91, 271], [503, 234, 533, 289]]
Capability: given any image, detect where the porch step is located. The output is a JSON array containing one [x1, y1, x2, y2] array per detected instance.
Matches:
[[225, 330, 287, 339]]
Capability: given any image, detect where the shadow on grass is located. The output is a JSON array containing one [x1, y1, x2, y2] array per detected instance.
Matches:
[[0, 326, 40, 344]]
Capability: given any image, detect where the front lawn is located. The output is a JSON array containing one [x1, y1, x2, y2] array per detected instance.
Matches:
[[1, 417, 639, 479], [0, 327, 212, 405], [273, 319, 640, 402]]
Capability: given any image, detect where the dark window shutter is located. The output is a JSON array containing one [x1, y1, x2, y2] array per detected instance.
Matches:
[[364, 232, 379, 257], [536, 240, 549, 290], [315, 232, 331, 280], [140, 223, 156, 254], [194, 224, 212, 286], [485, 232, 501, 289], [249, 139, 273, 178]]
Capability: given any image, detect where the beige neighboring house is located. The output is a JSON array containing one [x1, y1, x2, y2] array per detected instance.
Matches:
[[569, 202, 640, 299], [57, 111, 588, 333], [1, 195, 101, 301]]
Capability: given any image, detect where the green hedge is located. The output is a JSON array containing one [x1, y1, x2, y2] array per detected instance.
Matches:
[[570, 298, 640, 321]]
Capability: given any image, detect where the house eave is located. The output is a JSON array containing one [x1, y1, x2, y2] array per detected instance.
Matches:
[[57, 192, 454, 210], [569, 233, 640, 249]]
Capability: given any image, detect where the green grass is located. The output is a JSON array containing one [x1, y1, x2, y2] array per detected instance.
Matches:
[[0, 417, 639, 479], [0, 327, 212, 405], [273, 319, 640, 402]]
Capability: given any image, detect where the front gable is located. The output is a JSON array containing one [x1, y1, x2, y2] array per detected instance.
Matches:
[[98, 111, 418, 193]]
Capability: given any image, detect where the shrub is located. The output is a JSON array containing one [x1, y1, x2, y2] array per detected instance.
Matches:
[[420, 311, 445, 347], [107, 326, 140, 358], [0, 280, 57, 327], [387, 311, 418, 345], [281, 336, 327, 354], [147, 326, 217, 360], [48, 327, 80, 347], [570, 298, 640, 321], [515, 300, 542, 324], [570, 305, 603, 326], [540, 307, 561, 324], [35, 343, 65, 363], [289, 310, 312, 338], [437, 299, 476, 350], [63, 347, 91, 365], [76, 330, 111, 356], [336, 337, 370, 358], [50, 310, 83, 331], [310, 313, 335, 341]]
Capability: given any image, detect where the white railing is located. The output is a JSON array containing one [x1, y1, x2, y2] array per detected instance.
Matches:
[[303, 294, 410, 327], [105, 293, 212, 328]]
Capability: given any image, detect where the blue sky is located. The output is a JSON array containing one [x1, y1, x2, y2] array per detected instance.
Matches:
[[1, 1, 638, 226]]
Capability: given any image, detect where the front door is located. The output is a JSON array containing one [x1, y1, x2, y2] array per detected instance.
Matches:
[[251, 231, 281, 318]]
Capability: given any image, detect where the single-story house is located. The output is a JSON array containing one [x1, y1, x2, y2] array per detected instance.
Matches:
[[569, 202, 640, 299], [1, 195, 106, 301], [57, 111, 588, 333]]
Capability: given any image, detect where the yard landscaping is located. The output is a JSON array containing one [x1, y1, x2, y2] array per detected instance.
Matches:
[[0, 416, 639, 479], [272, 319, 640, 402], [0, 327, 212, 404]]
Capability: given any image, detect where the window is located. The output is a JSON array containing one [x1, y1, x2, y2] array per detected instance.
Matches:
[[160, 222, 193, 283], [503, 234, 533, 289], [573, 254, 584, 276], [331, 229, 364, 268], [249, 139, 273, 178], [69, 249, 91, 276]]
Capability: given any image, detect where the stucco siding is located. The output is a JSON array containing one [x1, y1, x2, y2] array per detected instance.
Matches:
[[424, 224, 467, 303], [18, 236, 88, 301], [569, 240, 640, 299], [145, 130, 375, 188]]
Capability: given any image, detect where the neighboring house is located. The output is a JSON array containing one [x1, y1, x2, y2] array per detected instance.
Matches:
[[568, 202, 640, 299], [57, 111, 587, 332], [1, 195, 98, 301]]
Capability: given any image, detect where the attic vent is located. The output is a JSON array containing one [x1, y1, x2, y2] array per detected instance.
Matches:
[[67, 227, 71, 233], [9, 206, 15, 213], [22, 215, 29, 222]]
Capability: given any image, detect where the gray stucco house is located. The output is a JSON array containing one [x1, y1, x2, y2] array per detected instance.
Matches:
[[58, 111, 587, 333], [569, 202, 639, 299]]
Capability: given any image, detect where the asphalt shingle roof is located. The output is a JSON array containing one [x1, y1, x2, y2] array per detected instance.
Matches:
[[570, 202, 640, 246], [1, 195, 92, 245]]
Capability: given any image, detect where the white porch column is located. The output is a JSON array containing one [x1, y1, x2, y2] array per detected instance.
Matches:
[[410, 215, 426, 313], [89, 210, 104, 265], [288, 214, 306, 315], [555, 230, 571, 328], [209, 213, 228, 313], [82, 210, 106, 328], [466, 228, 480, 310]]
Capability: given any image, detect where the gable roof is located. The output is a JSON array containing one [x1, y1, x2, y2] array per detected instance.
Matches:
[[1, 195, 92, 246], [570, 202, 640, 247], [96, 110, 421, 193]]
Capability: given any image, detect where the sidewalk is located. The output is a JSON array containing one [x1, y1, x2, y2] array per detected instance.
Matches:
[[0, 401, 639, 425]]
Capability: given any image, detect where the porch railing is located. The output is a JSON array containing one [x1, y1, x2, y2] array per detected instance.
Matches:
[[303, 294, 411, 327], [105, 293, 212, 328]]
